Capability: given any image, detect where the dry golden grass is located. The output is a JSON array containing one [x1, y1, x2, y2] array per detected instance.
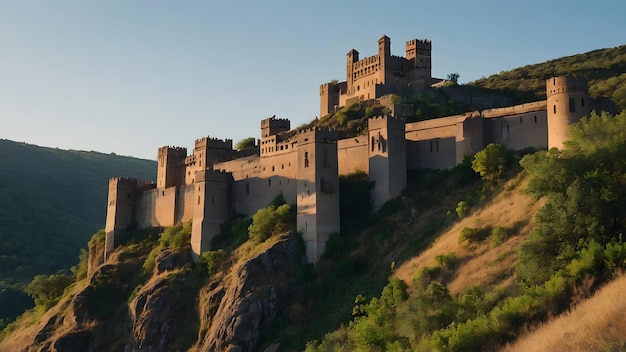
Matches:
[[395, 174, 544, 296], [502, 274, 626, 352]]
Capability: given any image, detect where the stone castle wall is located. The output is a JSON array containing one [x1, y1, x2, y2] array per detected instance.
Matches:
[[105, 36, 613, 264]]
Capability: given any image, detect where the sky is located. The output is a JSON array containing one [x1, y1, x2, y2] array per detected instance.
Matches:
[[2, 1, 625, 160]]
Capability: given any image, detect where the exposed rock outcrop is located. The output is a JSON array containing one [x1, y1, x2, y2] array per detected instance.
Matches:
[[197, 234, 301, 352]]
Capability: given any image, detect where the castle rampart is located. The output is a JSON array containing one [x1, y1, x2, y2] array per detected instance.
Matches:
[[105, 35, 618, 266]]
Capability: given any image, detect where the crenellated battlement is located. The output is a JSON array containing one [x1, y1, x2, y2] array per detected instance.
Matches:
[[109, 177, 138, 189], [368, 115, 406, 130], [158, 146, 187, 157], [261, 116, 291, 138], [195, 136, 233, 150]]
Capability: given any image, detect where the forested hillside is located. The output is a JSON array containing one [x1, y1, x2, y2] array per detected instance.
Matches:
[[470, 45, 626, 110], [0, 140, 155, 327]]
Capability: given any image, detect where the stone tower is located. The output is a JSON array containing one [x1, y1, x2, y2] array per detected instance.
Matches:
[[261, 117, 291, 138], [191, 170, 232, 261], [346, 49, 360, 97], [546, 75, 591, 149], [104, 177, 137, 260], [405, 39, 432, 95], [378, 35, 391, 85], [368, 115, 407, 210], [296, 127, 340, 263], [157, 146, 187, 189]]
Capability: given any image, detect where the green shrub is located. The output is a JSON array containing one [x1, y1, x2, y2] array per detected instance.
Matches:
[[458, 227, 489, 244], [435, 252, 457, 269], [455, 201, 469, 218], [199, 249, 225, 277], [490, 226, 509, 246], [24, 273, 74, 311], [248, 204, 292, 244]]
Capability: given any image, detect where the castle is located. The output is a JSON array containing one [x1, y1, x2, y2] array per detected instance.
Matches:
[[105, 36, 617, 264]]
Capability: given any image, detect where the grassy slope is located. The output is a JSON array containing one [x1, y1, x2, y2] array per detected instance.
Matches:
[[502, 273, 626, 351]]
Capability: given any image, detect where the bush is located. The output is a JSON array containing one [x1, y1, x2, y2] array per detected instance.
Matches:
[[199, 249, 225, 277], [490, 226, 509, 246], [455, 201, 469, 218], [24, 273, 74, 311], [248, 204, 292, 244], [435, 252, 457, 269], [458, 227, 489, 244]]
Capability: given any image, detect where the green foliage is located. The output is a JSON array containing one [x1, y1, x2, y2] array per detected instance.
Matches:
[[489, 226, 509, 246], [198, 249, 225, 277], [70, 248, 89, 281], [408, 90, 470, 122], [470, 45, 626, 110], [471, 143, 507, 189], [159, 221, 192, 249], [0, 140, 155, 292], [24, 273, 74, 311], [248, 204, 293, 244], [435, 252, 457, 269], [459, 227, 489, 244], [143, 222, 191, 272], [455, 200, 469, 218], [447, 72, 460, 84], [517, 111, 626, 286], [234, 137, 256, 151]]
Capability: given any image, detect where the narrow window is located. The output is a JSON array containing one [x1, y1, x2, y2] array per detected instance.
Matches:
[[268, 179, 271, 188], [197, 196, 200, 205], [553, 105, 557, 114], [520, 117, 522, 124], [246, 183, 250, 195], [430, 141, 433, 152], [534, 115, 537, 123], [304, 152, 309, 168], [569, 97, 576, 112], [371, 137, 375, 151], [581, 98, 585, 107]]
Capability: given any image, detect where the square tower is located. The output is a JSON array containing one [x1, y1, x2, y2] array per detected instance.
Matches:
[[296, 128, 340, 263]]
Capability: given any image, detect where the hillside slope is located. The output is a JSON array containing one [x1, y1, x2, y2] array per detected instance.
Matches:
[[0, 139, 156, 326], [470, 44, 626, 110]]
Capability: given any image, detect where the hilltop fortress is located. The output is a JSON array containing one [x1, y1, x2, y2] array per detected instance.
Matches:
[[105, 36, 617, 264]]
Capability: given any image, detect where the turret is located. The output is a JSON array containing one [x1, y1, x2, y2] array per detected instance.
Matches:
[[546, 75, 591, 149], [377, 36, 391, 85], [104, 177, 138, 260], [157, 146, 187, 189], [261, 117, 291, 138], [346, 49, 359, 95]]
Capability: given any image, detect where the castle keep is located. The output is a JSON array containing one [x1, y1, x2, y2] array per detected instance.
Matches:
[[105, 36, 617, 264]]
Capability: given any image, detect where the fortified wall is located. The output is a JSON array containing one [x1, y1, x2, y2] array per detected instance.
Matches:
[[105, 36, 618, 264]]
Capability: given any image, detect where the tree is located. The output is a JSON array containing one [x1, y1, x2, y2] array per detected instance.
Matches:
[[447, 73, 460, 84], [24, 273, 73, 310], [471, 144, 507, 189], [234, 137, 256, 151]]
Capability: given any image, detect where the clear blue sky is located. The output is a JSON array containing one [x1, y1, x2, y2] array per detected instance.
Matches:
[[2, 1, 625, 160]]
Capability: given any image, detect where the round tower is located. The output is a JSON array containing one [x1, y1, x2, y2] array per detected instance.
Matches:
[[546, 75, 591, 149]]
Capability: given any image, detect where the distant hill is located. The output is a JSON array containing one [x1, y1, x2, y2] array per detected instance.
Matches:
[[470, 44, 626, 110], [0, 139, 155, 323]]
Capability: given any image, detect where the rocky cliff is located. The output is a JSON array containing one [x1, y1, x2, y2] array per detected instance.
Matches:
[[0, 231, 303, 352]]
